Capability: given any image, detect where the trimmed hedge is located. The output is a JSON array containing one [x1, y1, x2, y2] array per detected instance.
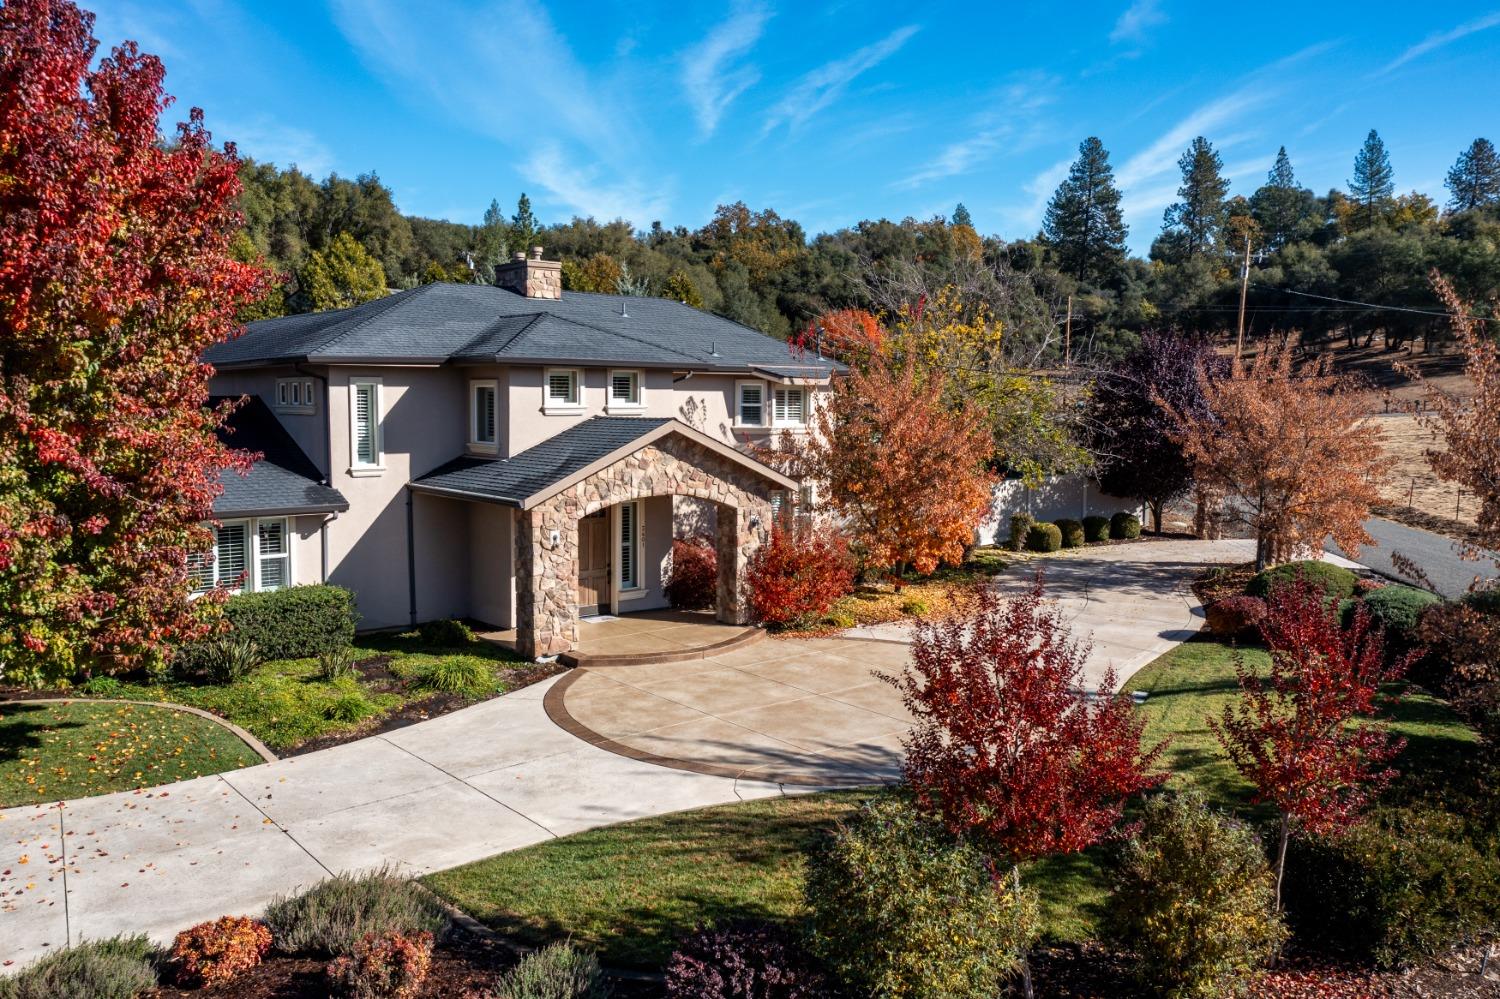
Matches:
[[1055, 518, 1085, 548], [1082, 515, 1111, 543], [1245, 560, 1358, 602], [1109, 511, 1141, 540], [1360, 585, 1441, 645], [1008, 513, 1035, 553], [1025, 522, 1063, 553], [180, 585, 358, 671]]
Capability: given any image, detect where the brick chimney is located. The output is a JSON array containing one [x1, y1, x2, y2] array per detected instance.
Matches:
[[495, 245, 562, 299]]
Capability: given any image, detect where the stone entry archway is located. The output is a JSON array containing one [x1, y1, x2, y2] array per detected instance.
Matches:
[[515, 433, 781, 659]]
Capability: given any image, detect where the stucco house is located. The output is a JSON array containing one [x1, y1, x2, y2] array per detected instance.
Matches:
[[200, 249, 833, 659]]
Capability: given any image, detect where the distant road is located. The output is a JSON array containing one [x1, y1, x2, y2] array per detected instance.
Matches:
[[1327, 517, 1499, 598]]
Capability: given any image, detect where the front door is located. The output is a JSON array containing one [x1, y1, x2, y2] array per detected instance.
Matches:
[[578, 511, 611, 615]]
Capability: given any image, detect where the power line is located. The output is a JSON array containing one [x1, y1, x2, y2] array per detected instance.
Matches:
[[1250, 284, 1490, 322]]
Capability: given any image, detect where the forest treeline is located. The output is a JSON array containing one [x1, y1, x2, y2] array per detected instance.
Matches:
[[233, 130, 1500, 367]]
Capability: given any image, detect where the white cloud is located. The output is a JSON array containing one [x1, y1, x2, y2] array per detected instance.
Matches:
[[1379, 11, 1500, 75], [894, 77, 1058, 189], [217, 116, 336, 177], [998, 155, 1073, 232], [1109, 0, 1167, 45], [681, 3, 771, 138], [762, 24, 920, 136], [522, 144, 673, 224]]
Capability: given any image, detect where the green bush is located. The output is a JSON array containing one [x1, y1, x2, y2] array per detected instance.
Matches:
[[1282, 805, 1500, 968], [900, 598, 930, 616], [1245, 560, 1358, 602], [178, 585, 358, 671], [1109, 511, 1141, 540], [823, 610, 857, 629], [1108, 792, 1286, 998], [201, 635, 261, 684], [1082, 515, 1110, 543], [417, 618, 475, 647], [1054, 518, 1085, 548], [1008, 512, 1035, 553], [1361, 585, 1441, 644], [492, 942, 610, 999], [326, 690, 378, 723], [419, 657, 491, 694], [80, 675, 124, 696], [1024, 522, 1062, 553], [0, 935, 157, 999], [263, 868, 450, 957], [805, 797, 1038, 999], [318, 647, 359, 681]]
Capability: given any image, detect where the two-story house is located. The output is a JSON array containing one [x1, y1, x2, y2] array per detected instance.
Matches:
[[201, 249, 833, 659]]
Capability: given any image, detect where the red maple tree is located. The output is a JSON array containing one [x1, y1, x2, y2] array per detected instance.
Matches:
[[746, 525, 854, 627], [1212, 580, 1412, 909], [0, 0, 271, 684]]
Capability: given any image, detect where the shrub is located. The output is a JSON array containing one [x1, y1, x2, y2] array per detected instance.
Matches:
[[80, 675, 124, 696], [1360, 584, 1440, 646], [822, 610, 856, 630], [665, 920, 834, 999], [1282, 805, 1500, 968], [263, 868, 450, 957], [1108, 791, 1286, 998], [747, 528, 855, 629], [1055, 518, 1085, 548], [0, 935, 157, 999], [200, 634, 261, 684], [1109, 511, 1142, 540], [1245, 560, 1357, 602], [326, 930, 433, 999], [1204, 595, 1266, 642], [1082, 515, 1111, 543], [1461, 584, 1500, 616], [417, 618, 474, 647], [492, 942, 610, 999], [180, 584, 358, 668], [326, 689, 378, 723], [168, 916, 272, 988], [665, 537, 718, 610], [900, 598, 929, 616], [805, 797, 1038, 999], [1024, 522, 1062, 553], [1415, 599, 1500, 695], [1008, 512, 1035, 552], [318, 646, 359, 681], [418, 656, 491, 694]]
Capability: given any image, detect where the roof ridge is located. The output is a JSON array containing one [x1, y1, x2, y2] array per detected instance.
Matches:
[[509, 312, 706, 365], [306, 284, 437, 359]]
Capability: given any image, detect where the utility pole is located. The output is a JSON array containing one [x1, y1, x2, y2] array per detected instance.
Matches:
[[1064, 295, 1073, 369], [1236, 233, 1251, 357]]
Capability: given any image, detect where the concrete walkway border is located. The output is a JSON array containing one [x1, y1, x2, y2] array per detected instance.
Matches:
[[2, 697, 278, 764]]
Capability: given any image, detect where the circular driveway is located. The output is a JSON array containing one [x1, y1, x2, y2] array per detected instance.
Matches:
[[545, 637, 916, 786]]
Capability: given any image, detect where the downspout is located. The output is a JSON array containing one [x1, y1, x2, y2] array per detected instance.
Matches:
[[293, 361, 332, 484], [405, 487, 417, 628], [320, 511, 338, 583]]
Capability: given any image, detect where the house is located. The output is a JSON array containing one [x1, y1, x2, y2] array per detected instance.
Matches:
[[202, 248, 832, 658]]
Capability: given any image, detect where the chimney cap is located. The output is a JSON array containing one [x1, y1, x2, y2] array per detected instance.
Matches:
[[512, 251, 526, 262], [530, 245, 544, 260]]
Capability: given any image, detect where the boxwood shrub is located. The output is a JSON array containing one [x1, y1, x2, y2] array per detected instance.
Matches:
[[179, 585, 358, 671], [1245, 560, 1357, 602], [1109, 511, 1141, 540], [1359, 585, 1441, 645], [1082, 515, 1111, 543], [1025, 522, 1063, 553], [1055, 518, 1085, 548]]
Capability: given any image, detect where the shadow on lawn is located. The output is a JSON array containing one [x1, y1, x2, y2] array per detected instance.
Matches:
[[0, 702, 80, 763]]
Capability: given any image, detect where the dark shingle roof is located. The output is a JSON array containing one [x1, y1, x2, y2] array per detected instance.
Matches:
[[212, 396, 349, 517], [205, 282, 840, 376]]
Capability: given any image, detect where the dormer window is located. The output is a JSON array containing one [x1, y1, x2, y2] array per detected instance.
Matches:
[[470, 380, 497, 449], [608, 369, 642, 411], [544, 368, 581, 413]]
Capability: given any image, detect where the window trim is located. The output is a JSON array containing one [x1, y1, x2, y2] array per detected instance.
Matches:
[[606, 368, 643, 412], [469, 378, 499, 452], [191, 516, 293, 595], [735, 379, 766, 428], [772, 386, 807, 427], [616, 500, 643, 594], [348, 377, 384, 475], [543, 367, 583, 414], [274, 377, 317, 415], [254, 517, 291, 592]]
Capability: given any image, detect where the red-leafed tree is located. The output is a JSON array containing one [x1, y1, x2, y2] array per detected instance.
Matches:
[[746, 526, 854, 628], [0, 0, 271, 684], [1212, 580, 1413, 910], [890, 578, 1166, 997]]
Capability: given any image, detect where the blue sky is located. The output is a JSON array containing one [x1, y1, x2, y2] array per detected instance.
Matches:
[[93, 1, 1500, 253]]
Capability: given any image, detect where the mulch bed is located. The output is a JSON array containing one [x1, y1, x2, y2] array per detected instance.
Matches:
[[1192, 561, 1257, 608]]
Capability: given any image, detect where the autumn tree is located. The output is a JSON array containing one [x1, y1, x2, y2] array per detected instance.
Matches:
[[1213, 580, 1411, 909], [298, 231, 387, 311], [803, 351, 995, 576], [0, 0, 270, 684], [1162, 338, 1389, 570], [891, 579, 1166, 997], [798, 307, 883, 363]]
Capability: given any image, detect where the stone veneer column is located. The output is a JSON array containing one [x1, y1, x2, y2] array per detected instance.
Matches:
[[514, 506, 579, 659], [715, 501, 771, 624]]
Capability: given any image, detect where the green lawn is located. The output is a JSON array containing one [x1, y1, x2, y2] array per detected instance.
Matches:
[[0, 700, 265, 808], [424, 636, 1478, 968], [96, 631, 539, 753]]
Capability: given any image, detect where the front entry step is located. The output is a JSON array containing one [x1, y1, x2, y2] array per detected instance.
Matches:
[[558, 625, 766, 669]]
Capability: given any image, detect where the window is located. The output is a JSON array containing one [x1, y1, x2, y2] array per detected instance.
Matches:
[[545, 368, 580, 409], [773, 387, 806, 426], [349, 379, 382, 472], [257, 519, 289, 590], [619, 501, 640, 590], [608, 369, 641, 409], [737, 381, 764, 426], [215, 522, 249, 589], [191, 517, 291, 594], [470, 380, 497, 448], [275, 377, 316, 414]]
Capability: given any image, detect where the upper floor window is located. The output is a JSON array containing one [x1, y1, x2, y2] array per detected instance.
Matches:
[[545, 368, 581, 410], [736, 381, 764, 427], [275, 377, 316, 414], [773, 386, 806, 426], [190, 517, 289, 594], [349, 378, 383, 473], [608, 369, 641, 410], [470, 380, 497, 448]]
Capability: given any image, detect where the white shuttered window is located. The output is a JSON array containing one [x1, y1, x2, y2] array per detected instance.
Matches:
[[192, 517, 292, 595], [350, 379, 382, 469], [619, 502, 639, 590], [609, 370, 640, 407], [257, 519, 289, 590], [214, 523, 249, 590], [773, 387, 805, 425], [471, 381, 497, 446], [546, 369, 579, 406]]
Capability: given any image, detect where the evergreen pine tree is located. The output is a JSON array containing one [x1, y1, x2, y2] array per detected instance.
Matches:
[[1158, 136, 1228, 260], [1349, 129, 1394, 229], [951, 202, 974, 228], [1445, 138, 1500, 212], [1250, 146, 1311, 248], [511, 193, 538, 250], [1041, 137, 1129, 284]]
